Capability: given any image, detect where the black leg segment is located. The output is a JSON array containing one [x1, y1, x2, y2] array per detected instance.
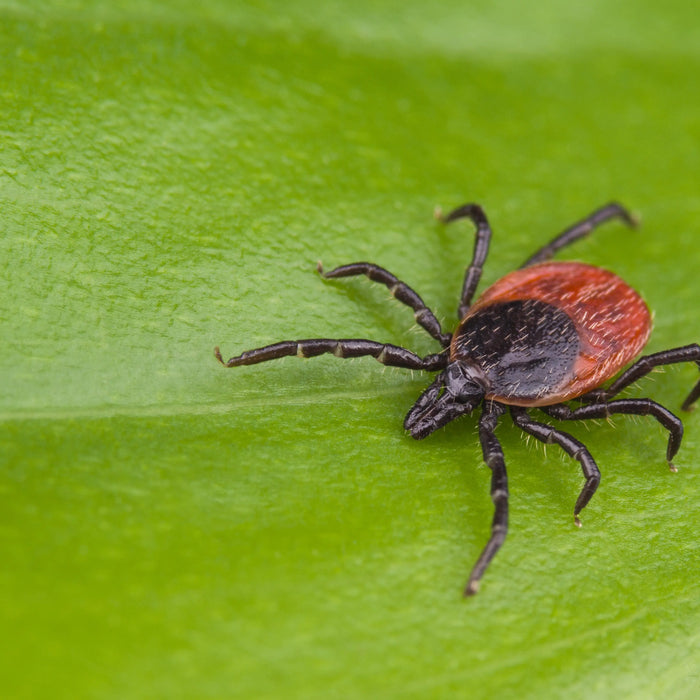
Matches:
[[684, 380, 700, 413], [520, 202, 637, 268], [582, 344, 700, 412], [510, 407, 600, 525], [215, 339, 449, 371], [542, 399, 683, 469], [320, 262, 451, 347], [465, 401, 508, 596], [439, 203, 493, 319]]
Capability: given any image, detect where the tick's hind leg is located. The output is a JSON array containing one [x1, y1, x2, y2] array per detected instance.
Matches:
[[466, 401, 509, 596], [542, 399, 684, 471], [510, 407, 600, 526], [582, 344, 700, 412], [520, 202, 637, 268], [215, 339, 449, 371], [319, 262, 451, 347], [437, 203, 493, 318]]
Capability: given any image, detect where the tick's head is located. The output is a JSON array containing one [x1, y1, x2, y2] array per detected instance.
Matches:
[[404, 362, 486, 440]]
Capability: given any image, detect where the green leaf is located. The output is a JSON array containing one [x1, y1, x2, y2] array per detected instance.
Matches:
[[2, 1, 700, 698]]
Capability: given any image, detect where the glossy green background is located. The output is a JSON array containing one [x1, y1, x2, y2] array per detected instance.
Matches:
[[2, 1, 700, 697]]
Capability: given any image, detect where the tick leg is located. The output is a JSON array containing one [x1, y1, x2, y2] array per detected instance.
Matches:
[[582, 344, 700, 412], [438, 203, 493, 318], [215, 339, 449, 371], [465, 401, 508, 596], [319, 262, 451, 347], [542, 399, 683, 470], [510, 407, 600, 526], [520, 202, 637, 268]]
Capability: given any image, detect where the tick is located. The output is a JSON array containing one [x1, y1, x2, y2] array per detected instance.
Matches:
[[215, 202, 700, 595]]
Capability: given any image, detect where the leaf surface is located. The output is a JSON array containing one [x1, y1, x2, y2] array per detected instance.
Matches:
[[2, 2, 700, 698]]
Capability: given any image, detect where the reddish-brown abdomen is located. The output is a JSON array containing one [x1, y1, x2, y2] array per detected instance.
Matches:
[[452, 261, 652, 405]]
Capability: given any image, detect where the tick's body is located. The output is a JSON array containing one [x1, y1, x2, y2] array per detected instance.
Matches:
[[216, 202, 700, 595], [454, 261, 651, 406]]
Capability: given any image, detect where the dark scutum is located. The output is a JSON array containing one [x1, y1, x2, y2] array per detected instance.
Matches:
[[452, 299, 580, 402]]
